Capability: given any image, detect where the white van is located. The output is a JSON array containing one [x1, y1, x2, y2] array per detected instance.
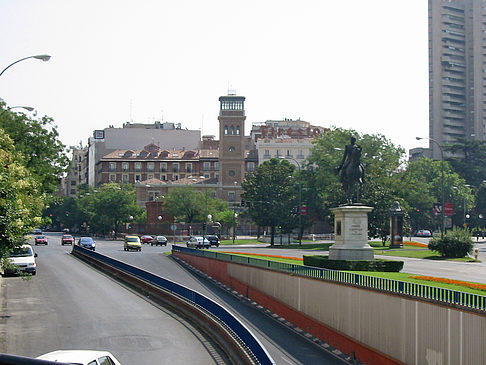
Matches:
[[6, 244, 37, 275]]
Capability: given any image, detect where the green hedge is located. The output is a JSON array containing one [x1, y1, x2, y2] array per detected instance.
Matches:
[[428, 228, 473, 258], [303, 255, 404, 272]]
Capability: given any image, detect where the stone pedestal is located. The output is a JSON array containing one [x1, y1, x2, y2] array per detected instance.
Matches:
[[329, 205, 374, 260]]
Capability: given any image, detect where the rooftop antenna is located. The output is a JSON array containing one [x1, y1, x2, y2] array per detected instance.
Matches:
[[129, 99, 133, 122], [227, 83, 236, 95]]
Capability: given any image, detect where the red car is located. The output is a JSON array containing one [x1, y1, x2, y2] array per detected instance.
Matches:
[[140, 235, 154, 244], [34, 235, 48, 245], [61, 234, 74, 245]]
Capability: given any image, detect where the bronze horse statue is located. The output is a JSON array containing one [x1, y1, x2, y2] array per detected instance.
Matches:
[[340, 145, 364, 205]]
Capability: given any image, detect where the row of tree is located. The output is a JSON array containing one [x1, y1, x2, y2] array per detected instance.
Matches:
[[0, 100, 68, 258]]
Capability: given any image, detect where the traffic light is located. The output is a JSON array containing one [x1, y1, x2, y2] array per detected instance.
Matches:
[[202, 223, 207, 230], [301, 205, 307, 216], [241, 199, 246, 207]]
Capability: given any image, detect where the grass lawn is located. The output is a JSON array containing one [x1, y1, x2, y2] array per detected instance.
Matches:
[[220, 239, 263, 245], [214, 251, 486, 296]]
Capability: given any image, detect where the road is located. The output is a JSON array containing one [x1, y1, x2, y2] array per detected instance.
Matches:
[[0, 236, 223, 364], [1, 234, 345, 365]]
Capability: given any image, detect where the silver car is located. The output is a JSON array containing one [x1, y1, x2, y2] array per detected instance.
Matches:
[[186, 236, 210, 249]]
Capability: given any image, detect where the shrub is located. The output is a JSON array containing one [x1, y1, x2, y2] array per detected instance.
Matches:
[[303, 255, 403, 272], [428, 228, 473, 258]]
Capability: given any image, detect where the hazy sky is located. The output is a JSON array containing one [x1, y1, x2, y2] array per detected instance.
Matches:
[[0, 1, 429, 152]]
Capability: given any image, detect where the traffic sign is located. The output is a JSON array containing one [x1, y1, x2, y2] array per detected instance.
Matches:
[[301, 205, 307, 216], [444, 202, 454, 217]]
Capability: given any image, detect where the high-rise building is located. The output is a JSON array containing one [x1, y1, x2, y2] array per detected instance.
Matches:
[[429, 0, 486, 159]]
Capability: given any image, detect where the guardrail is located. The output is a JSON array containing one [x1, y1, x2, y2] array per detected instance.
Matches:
[[72, 245, 275, 365], [172, 245, 486, 312]]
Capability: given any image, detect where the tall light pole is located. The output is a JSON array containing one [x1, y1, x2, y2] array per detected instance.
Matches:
[[416, 136, 445, 237], [0, 54, 51, 78], [280, 156, 303, 245], [0, 105, 34, 117]]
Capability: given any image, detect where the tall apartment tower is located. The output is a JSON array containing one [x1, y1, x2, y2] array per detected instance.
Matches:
[[218, 93, 246, 201], [429, 0, 486, 159]]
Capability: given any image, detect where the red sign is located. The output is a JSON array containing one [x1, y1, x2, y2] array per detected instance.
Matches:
[[301, 205, 307, 216], [444, 202, 454, 217]]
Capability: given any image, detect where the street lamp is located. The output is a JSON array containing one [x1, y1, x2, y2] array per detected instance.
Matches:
[[279, 156, 303, 245], [416, 136, 445, 237], [0, 54, 51, 78], [0, 105, 34, 118]]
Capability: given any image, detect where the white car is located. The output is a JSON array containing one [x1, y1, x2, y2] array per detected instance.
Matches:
[[37, 350, 122, 365], [5, 244, 37, 275], [186, 236, 210, 249]]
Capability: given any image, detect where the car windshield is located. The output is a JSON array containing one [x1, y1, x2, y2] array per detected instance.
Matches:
[[80, 238, 94, 243], [10, 247, 33, 257], [126, 237, 139, 242], [63, 235, 73, 239]]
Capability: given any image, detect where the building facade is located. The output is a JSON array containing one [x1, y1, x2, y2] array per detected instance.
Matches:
[[63, 146, 88, 197], [429, 0, 486, 159]]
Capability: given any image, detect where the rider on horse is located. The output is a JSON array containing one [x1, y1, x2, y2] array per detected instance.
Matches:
[[335, 136, 364, 182]]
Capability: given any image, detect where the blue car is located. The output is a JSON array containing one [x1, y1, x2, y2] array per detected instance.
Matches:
[[77, 237, 96, 251]]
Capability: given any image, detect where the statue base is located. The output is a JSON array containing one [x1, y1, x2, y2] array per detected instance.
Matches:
[[329, 205, 374, 261]]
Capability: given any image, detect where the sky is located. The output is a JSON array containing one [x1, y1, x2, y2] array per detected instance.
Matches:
[[0, 0, 429, 153]]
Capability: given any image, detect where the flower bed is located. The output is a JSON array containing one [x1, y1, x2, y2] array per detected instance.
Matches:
[[403, 241, 428, 248], [409, 275, 486, 292]]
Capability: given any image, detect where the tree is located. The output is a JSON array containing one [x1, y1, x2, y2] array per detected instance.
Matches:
[[0, 100, 69, 194], [0, 129, 43, 259], [444, 138, 486, 188], [76, 183, 142, 234], [163, 186, 228, 225], [242, 158, 297, 245], [307, 127, 404, 242]]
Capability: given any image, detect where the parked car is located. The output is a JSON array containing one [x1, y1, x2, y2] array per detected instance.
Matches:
[[5, 244, 37, 275], [33, 228, 42, 234], [61, 234, 74, 245], [140, 235, 154, 244], [152, 235, 168, 246], [77, 237, 96, 251], [34, 235, 48, 245], [186, 236, 210, 249], [37, 350, 122, 365], [124, 235, 142, 251], [416, 229, 432, 237], [205, 235, 220, 247]]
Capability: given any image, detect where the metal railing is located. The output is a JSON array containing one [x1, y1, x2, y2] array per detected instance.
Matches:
[[73, 245, 275, 365], [172, 245, 486, 312]]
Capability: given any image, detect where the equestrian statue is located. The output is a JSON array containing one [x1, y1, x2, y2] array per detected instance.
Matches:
[[335, 136, 365, 205]]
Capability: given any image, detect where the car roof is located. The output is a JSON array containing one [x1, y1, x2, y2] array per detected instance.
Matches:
[[37, 350, 119, 363]]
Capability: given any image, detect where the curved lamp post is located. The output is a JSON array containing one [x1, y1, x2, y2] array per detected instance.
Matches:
[[0, 105, 34, 117], [279, 156, 303, 245], [0, 54, 51, 78], [416, 136, 445, 237]]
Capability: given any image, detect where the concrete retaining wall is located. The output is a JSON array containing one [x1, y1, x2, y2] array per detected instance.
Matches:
[[174, 252, 486, 365]]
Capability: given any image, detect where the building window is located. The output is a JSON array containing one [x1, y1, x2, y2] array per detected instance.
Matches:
[[109, 174, 116, 182], [70, 180, 76, 186], [264, 150, 270, 158], [214, 162, 219, 171], [122, 174, 128, 184], [160, 162, 167, 172], [276, 150, 281, 157], [173, 175, 179, 181], [148, 191, 160, 201], [173, 163, 179, 172], [230, 125, 235, 135], [297, 150, 304, 159], [161, 174, 167, 181], [148, 174, 154, 180], [109, 162, 116, 172], [135, 162, 141, 172], [204, 173, 210, 178], [229, 146, 235, 152], [203, 162, 210, 171], [228, 191, 235, 202], [224, 125, 228, 135], [229, 170, 236, 177], [186, 163, 192, 173], [122, 162, 129, 172], [135, 174, 141, 182], [147, 162, 154, 172], [247, 162, 255, 172], [286, 150, 292, 157]]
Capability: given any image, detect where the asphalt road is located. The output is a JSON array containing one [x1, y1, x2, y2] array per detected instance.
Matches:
[[0, 236, 222, 364], [1, 234, 346, 365]]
